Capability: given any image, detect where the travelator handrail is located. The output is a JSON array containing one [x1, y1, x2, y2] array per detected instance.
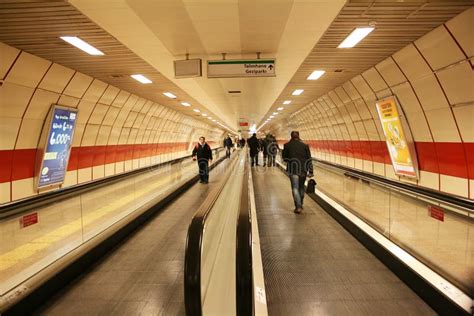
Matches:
[[0, 147, 224, 219], [184, 151, 254, 316], [235, 155, 253, 316], [312, 158, 474, 215]]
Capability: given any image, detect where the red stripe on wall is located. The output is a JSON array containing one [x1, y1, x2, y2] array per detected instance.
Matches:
[[301, 140, 472, 180], [0, 142, 191, 183]]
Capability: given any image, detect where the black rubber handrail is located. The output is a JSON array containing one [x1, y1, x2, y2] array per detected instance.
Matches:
[[0, 148, 224, 219], [235, 156, 253, 316], [184, 153, 239, 316], [314, 158, 474, 212]]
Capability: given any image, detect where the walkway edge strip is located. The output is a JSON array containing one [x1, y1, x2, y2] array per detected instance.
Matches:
[[249, 168, 269, 316]]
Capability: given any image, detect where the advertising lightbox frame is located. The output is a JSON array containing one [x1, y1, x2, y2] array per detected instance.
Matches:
[[35, 105, 79, 191], [375, 96, 420, 180]]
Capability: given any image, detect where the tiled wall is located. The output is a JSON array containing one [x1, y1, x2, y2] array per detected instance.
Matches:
[[0, 42, 224, 204], [274, 8, 473, 199]]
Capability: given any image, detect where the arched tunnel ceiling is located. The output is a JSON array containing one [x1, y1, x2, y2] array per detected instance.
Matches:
[[68, 0, 346, 132], [260, 0, 474, 132]]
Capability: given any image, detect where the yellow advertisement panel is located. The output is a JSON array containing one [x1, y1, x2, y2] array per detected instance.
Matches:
[[376, 96, 418, 178]]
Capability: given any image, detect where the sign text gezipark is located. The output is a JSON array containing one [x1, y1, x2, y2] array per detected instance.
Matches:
[[207, 59, 276, 78]]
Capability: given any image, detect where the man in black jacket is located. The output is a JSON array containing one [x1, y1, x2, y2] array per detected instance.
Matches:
[[247, 133, 260, 167], [224, 135, 233, 158], [192, 136, 213, 183], [282, 131, 314, 214]]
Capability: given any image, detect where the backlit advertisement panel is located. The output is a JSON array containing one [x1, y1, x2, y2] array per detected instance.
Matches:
[[375, 96, 419, 179], [36, 106, 78, 189]]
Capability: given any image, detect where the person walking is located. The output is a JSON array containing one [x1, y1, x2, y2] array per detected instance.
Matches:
[[192, 136, 213, 184], [261, 135, 269, 166], [247, 133, 260, 167], [239, 138, 246, 148], [267, 134, 279, 167], [282, 131, 313, 214], [224, 135, 233, 158]]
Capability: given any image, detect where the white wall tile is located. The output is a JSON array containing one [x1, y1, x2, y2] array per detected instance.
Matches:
[[92, 166, 105, 180], [12, 178, 37, 200], [5, 52, 51, 88], [115, 161, 124, 174], [392, 82, 423, 113], [82, 79, 107, 103], [418, 171, 439, 191], [24, 89, 60, 120], [76, 100, 96, 124], [411, 74, 449, 111], [62, 72, 93, 98], [436, 62, 474, 105], [362, 68, 388, 92], [0, 42, 20, 79], [38, 64, 75, 93], [111, 90, 130, 108], [88, 104, 109, 125], [393, 44, 431, 82], [404, 111, 433, 142], [58, 95, 80, 108], [445, 7, 474, 57], [470, 180, 474, 200], [102, 107, 120, 126], [78, 168, 92, 184], [440, 175, 468, 198], [15, 119, 44, 149], [415, 26, 465, 70], [98, 85, 120, 105], [96, 125, 111, 145], [81, 124, 100, 146], [0, 182, 11, 204], [104, 163, 115, 177], [376, 57, 406, 86], [373, 162, 385, 177], [72, 123, 85, 147], [0, 117, 21, 150], [63, 170, 78, 187], [452, 105, 474, 142], [425, 108, 461, 142], [0, 82, 34, 118]]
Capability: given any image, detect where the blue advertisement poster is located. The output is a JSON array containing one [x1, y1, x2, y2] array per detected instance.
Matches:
[[38, 106, 78, 188]]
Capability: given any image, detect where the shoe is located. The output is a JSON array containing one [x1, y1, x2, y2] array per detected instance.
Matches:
[[203, 181, 209, 184], [199, 180, 204, 183], [294, 208, 302, 214]]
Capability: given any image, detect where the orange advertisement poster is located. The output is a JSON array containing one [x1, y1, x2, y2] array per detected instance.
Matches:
[[376, 97, 418, 178]]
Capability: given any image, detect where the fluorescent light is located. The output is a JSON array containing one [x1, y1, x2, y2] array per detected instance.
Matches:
[[212, 119, 216, 122], [273, 112, 278, 115], [163, 92, 177, 99], [202, 113, 208, 117], [60, 36, 104, 55], [338, 27, 374, 48], [292, 89, 304, 96], [208, 117, 213, 120], [130, 74, 152, 84], [181, 102, 191, 107], [283, 100, 291, 105], [277, 107, 284, 111], [270, 115, 274, 118], [307, 70, 325, 80], [193, 109, 200, 113]]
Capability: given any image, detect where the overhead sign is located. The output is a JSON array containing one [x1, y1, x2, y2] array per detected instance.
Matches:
[[36, 105, 78, 189], [207, 59, 276, 78], [376, 96, 419, 179], [428, 205, 444, 222], [239, 122, 249, 127]]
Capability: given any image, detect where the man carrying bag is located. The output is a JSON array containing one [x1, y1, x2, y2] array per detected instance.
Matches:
[[282, 131, 314, 214], [192, 136, 213, 184]]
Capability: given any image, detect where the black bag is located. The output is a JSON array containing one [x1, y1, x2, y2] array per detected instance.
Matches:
[[306, 179, 317, 193]]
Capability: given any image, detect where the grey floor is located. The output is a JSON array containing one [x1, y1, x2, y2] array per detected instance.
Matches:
[[252, 166, 435, 316], [36, 159, 231, 316]]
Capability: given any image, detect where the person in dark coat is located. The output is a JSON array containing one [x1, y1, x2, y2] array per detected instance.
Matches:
[[282, 131, 314, 213], [267, 135, 279, 167], [239, 138, 246, 148], [261, 135, 269, 166], [224, 135, 233, 158], [247, 133, 260, 167], [192, 136, 213, 183]]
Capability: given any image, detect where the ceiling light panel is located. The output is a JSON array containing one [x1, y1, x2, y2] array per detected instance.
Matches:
[[181, 102, 191, 107], [292, 89, 304, 96], [338, 27, 374, 48], [277, 107, 284, 111], [283, 100, 292, 105], [60, 36, 104, 55], [193, 109, 200, 113], [130, 74, 152, 84], [307, 70, 325, 80], [163, 92, 177, 99]]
